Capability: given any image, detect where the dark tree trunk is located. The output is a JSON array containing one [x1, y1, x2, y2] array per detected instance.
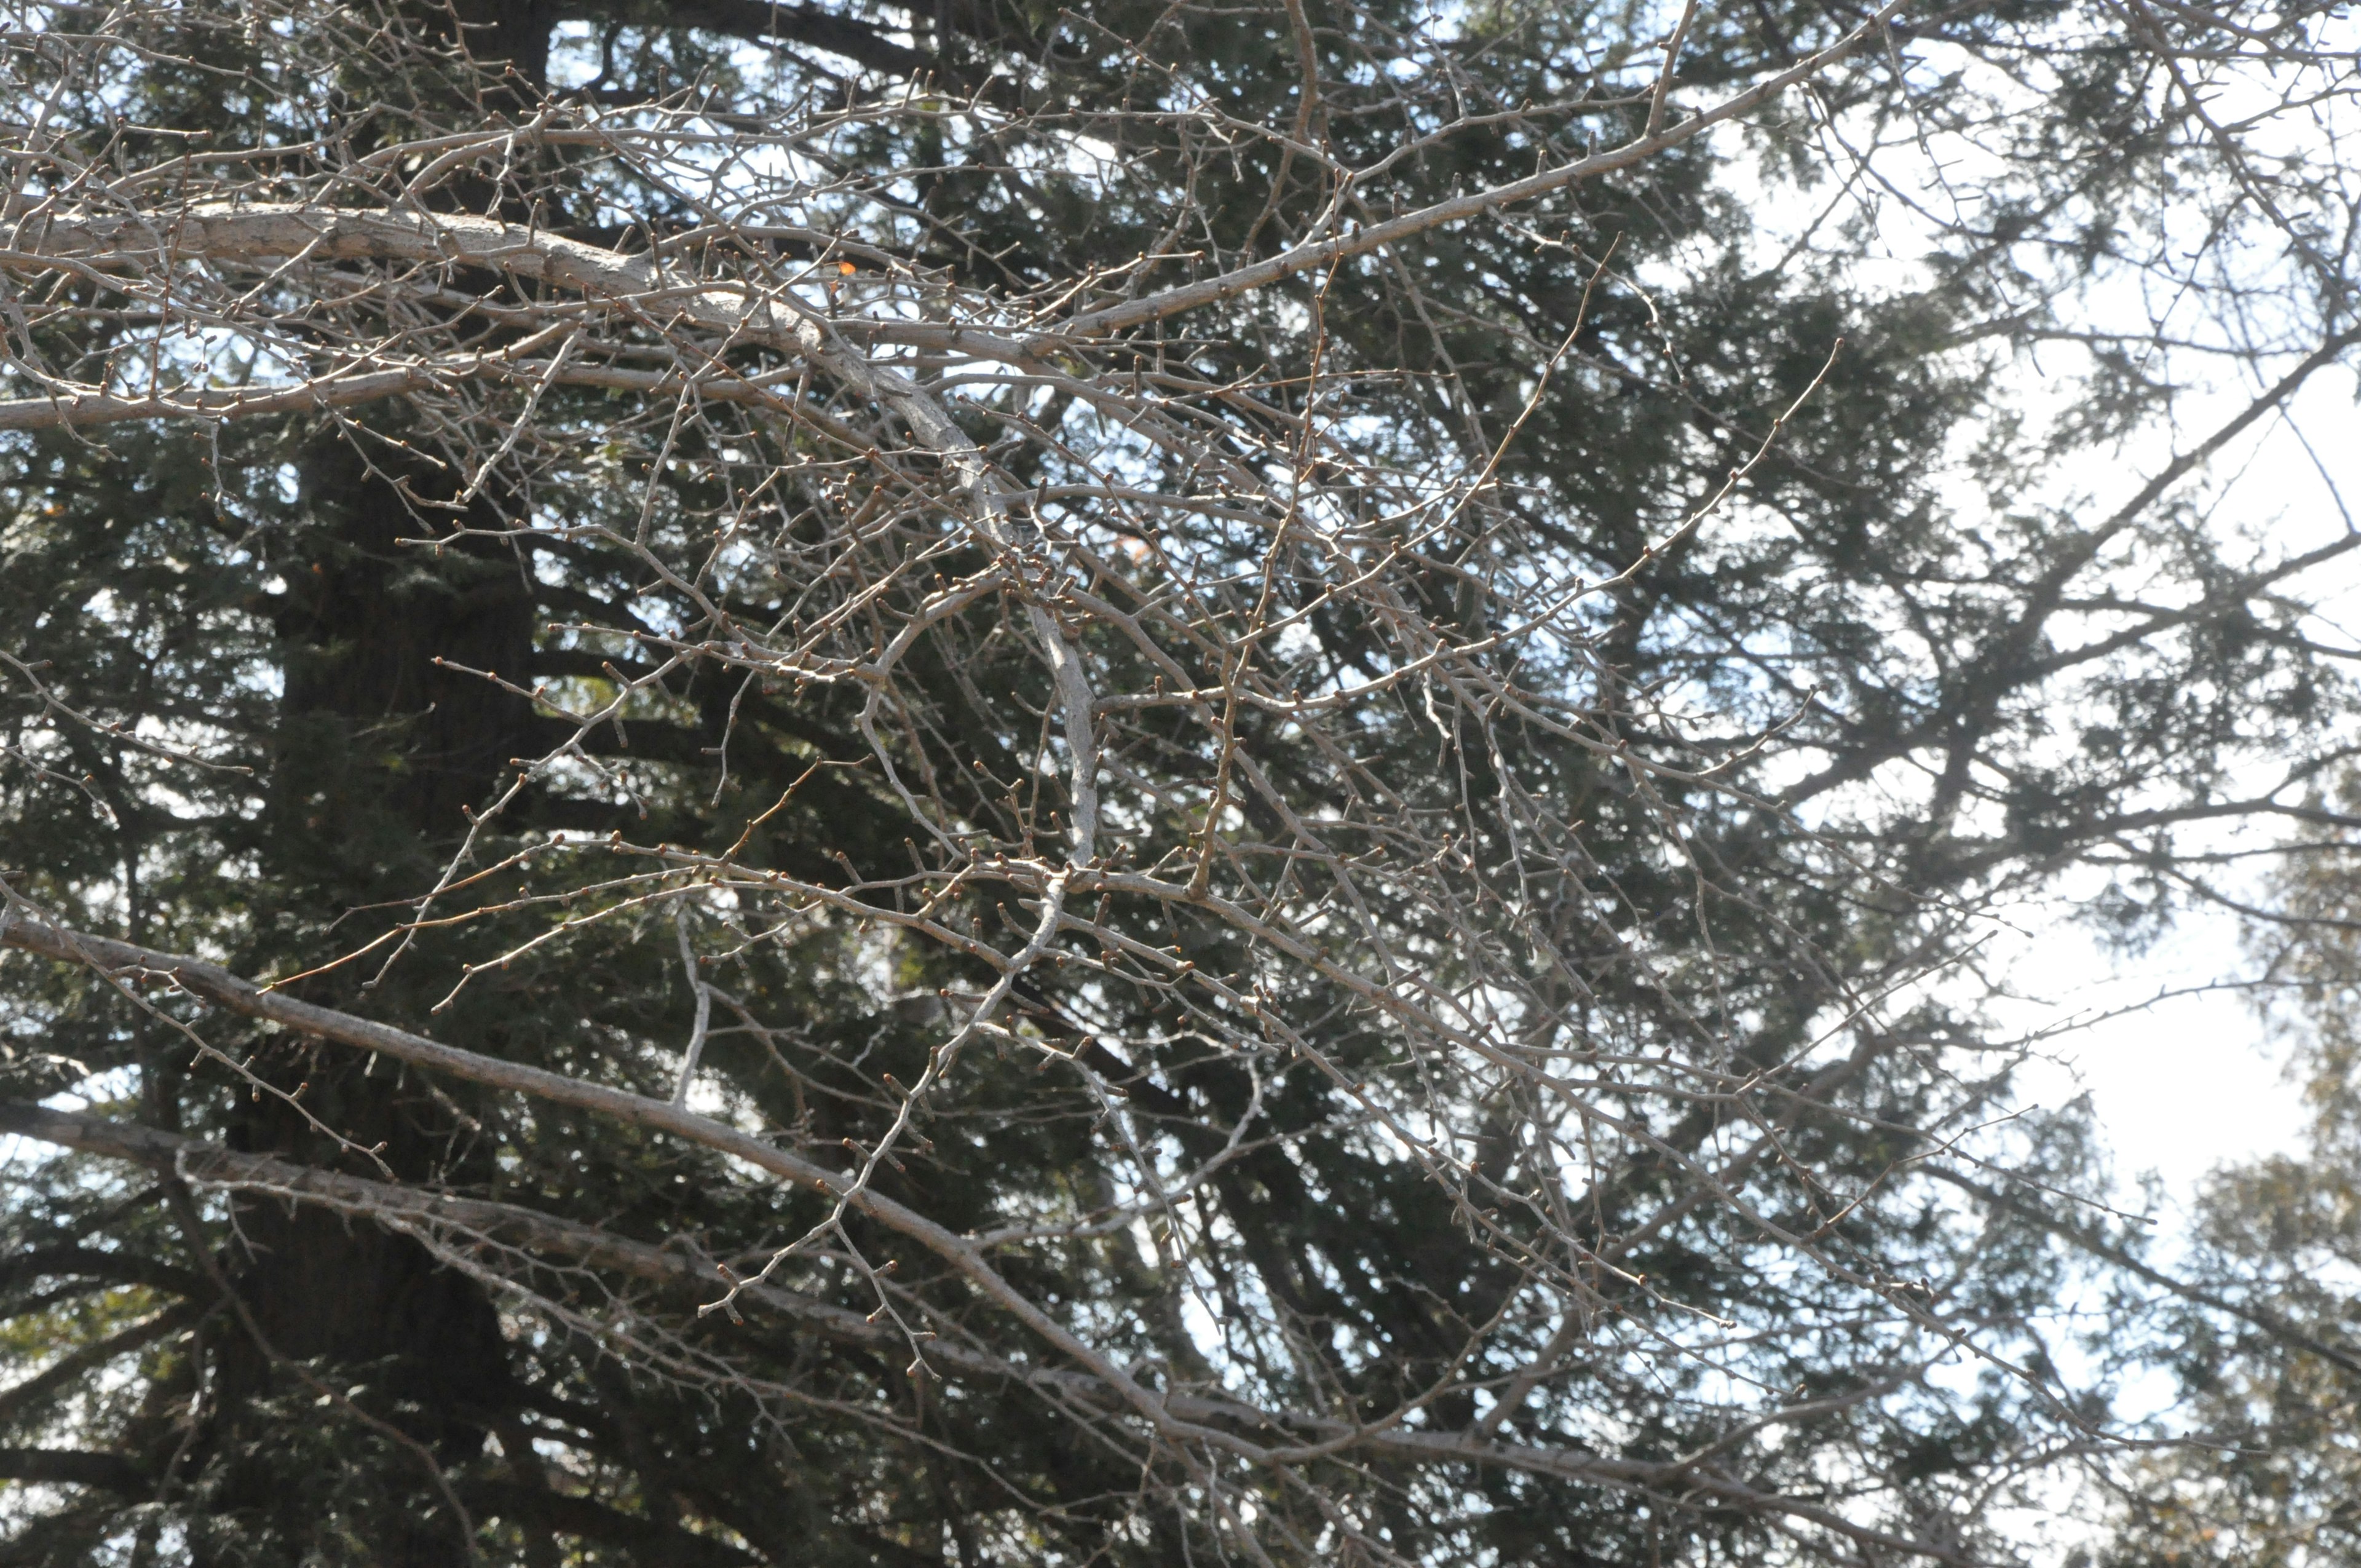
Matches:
[[274, 437, 537, 844], [198, 8, 559, 1553], [200, 437, 542, 1566]]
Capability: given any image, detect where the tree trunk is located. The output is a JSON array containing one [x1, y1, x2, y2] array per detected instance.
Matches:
[[204, 438, 539, 1567]]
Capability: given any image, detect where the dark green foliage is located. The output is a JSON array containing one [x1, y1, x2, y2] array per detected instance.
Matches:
[[2, 1, 2357, 1564]]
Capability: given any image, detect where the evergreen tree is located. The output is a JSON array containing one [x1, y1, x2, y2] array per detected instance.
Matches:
[[1, 1, 2356, 1564], [2081, 778, 2361, 1568]]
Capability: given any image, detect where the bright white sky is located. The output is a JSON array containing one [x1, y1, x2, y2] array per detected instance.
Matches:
[[1722, 25, 2359, 1222], [2002, 360, 2361, 1211], [2008, 908, 2306, 1197]]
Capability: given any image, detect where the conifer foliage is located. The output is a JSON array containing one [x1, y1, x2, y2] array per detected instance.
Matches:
[[1, 1, 2357, 1563]]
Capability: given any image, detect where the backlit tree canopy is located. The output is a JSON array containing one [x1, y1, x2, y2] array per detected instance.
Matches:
[[2, 1, 2359, 1563]]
